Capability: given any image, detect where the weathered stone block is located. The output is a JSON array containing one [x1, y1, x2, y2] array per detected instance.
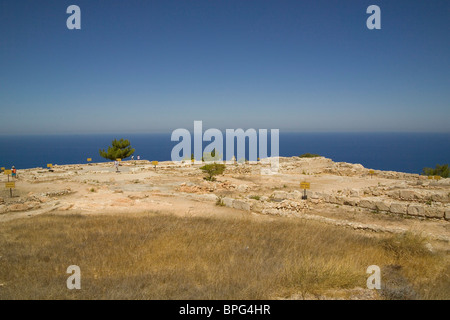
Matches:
[[431, 193, 450, 203], [286, 191, 299, 200], [222, 197, 234, 208], [424, 207, 444, 219], [328, 196, 344, 205], [272, 191, 288, 200], [233, 199, 251, 211], [407, 204, 425, 217], [195, 194, 218, 202], [309, 191, 320, 200], [322, 194, 330, 203], [8, 204, 29, 212], [390, 202, 407, 214], [343, 198, 359, 206], [359, 199, 377, 210], [251, 202, 264, 213], [386, 190, 400, 199], [375, 201, 390, 212], [399, 190, 419, 201]]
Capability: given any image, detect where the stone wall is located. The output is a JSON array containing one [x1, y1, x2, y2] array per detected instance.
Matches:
[[215, 189, 450, 221]]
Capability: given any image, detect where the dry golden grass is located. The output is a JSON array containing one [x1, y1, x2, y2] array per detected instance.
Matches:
[[0, 212, 448, 300]]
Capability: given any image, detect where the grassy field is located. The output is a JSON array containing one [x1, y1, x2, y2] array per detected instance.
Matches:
[[0, 212, 448, 300]]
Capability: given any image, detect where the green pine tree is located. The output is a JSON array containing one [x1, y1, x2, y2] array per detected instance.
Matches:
[[99, 139, 135, 161], [422, 164, 449, 178]]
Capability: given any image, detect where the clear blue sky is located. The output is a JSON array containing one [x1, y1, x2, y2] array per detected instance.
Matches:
[[0, 0, 449, 134]]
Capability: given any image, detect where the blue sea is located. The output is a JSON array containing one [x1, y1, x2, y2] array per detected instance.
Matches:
[[0, 133, 449, 174]]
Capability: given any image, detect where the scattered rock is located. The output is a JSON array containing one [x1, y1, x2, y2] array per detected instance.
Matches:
[[40, 189, 73, 197], [59, 204, 74, 211], [24, 201, 41, 210], [38, 197, 50, 203], [128, 194, 149, 200]]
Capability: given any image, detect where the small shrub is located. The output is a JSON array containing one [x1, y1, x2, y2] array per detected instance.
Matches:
[[216, 196, 225, 206], [298, 153, 321, 158], [200, 163, 226, 181], [249, 195, 261, 201]]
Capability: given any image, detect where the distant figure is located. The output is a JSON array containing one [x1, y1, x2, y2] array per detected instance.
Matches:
[[11, 166, 17, 179], [114, 160, 119, 172], [131, 155, 134, 161], [137, 155, 140, 160]]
